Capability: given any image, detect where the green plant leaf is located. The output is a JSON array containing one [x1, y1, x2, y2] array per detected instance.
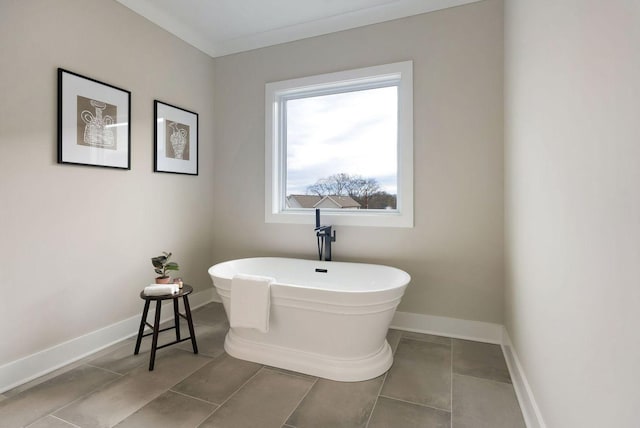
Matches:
[[165, 262, 179, 271]]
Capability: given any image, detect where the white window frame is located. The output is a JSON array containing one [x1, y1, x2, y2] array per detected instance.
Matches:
[[265, 61, 413, 228]]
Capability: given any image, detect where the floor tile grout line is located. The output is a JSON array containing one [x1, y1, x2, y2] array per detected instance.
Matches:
[[193, 410, 219, 428], [363, 330, 408, 427], [364, 371, 389, 428], [280, 375, 318, 427], [68, 387, 167, 428], [365, 330, 405, 427], [401, 337, 454, 346], [400, 336, 453, 349], [4, 361, 119, 398], [48, 414, 83, 428], [399, 330, 453, 347], [388, 329, 455, 418], [195, 402, 222, 428], [168, 388, 222, 406], [41, 368, 128, 424], [186, 350, 224, 359], [378, 394, 452, 414], [187, 397, 224, 428], [3, 359, 91, 398], [451, 336, 454, 427], [451, 372, 513, 386], [84, 363, 128, 377], [133, 356, 226, 428], [262, 366, 317, 382], [110, 379, 201, 428], [197, 365, 268, 421]]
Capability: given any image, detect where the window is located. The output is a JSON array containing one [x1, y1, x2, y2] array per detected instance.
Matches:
[[265, 61, 413, 227]]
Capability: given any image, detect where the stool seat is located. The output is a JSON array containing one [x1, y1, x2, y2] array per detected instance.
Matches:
[[134, 284, 198, 370]]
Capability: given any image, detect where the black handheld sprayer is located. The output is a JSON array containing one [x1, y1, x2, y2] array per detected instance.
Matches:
[[314, 208, 336, 261]]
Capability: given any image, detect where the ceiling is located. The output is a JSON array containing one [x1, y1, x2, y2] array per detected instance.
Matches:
[[115, 0, 481, 58]]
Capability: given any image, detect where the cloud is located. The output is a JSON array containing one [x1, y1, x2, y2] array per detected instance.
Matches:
[[285, 86, 398, 195]]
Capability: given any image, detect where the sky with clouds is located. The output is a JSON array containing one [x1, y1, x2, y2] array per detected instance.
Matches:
[[285, 85, 398, 196]]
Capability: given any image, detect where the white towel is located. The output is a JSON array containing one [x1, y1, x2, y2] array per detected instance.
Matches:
[[143, 284, 179, 296], [230, 274, 275, 333]]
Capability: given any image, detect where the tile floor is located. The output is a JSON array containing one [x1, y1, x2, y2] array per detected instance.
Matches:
[[0, 303, 525, 428]]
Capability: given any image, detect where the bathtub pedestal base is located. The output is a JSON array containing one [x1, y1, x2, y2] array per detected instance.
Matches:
[[224, 329, 393, 382]]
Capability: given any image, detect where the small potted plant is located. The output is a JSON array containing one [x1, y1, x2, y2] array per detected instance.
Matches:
[[151, 251, 179, 284]]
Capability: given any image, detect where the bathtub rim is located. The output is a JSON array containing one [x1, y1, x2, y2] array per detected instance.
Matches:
[[208, 256, 411, 293], [209, 257, 409, 314]]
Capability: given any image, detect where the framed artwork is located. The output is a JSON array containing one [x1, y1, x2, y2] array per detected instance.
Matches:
[[58, 68, 131, 169], [154, 100, 198, 175]]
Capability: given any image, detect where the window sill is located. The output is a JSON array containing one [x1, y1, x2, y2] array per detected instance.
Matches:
[[265, 208, 413, 228]]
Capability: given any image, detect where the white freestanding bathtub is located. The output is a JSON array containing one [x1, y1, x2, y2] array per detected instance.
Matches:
[[208, 257, 410, 382]]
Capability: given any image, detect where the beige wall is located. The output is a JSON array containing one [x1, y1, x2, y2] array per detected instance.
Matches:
[[213, 0, 504, 323], [505, 0, 640, 426], [0, 0, 505, 372], [0, 0, 215, 366]]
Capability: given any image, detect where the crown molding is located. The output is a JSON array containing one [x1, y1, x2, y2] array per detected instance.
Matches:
[[116, 0, 483, 58]]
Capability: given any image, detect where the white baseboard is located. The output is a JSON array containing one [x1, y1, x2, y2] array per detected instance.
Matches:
[[210, 288, 222, 303], [390, 310, 503, 344], [501, 327, 547, 428], [0, 288, 217, 394]]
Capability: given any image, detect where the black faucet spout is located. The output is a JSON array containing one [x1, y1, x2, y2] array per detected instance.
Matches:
[[315, 225, 330, 234]]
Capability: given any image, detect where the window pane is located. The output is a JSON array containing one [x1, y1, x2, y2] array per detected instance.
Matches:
[[285, 86, 398, 210]]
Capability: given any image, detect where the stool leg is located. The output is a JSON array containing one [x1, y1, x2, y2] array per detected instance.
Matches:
[[173, 298, 181, 341], [183, 295, 198, 354], [134, 300, 151, 355], [149, 300, 162, 371]]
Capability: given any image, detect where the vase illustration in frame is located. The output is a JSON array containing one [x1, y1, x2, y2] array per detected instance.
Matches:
[[58, 68, 131, 169], [154, 100, 198, 175]]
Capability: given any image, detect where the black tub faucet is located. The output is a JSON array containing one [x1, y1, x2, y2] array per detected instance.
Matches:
[[315, 208, 336, 261]]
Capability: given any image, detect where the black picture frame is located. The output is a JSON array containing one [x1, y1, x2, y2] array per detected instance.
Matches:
[[57, 68, 131, 169], [154, 100, 199, 175]]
